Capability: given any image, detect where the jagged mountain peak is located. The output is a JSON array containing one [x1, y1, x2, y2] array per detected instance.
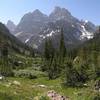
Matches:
[[33, 9, 44, 15], [7, 20, 15, 25], [49, 6, 72, 21], [32, 9, 48, 19], [14, 9, 49, 43], [20, 10, 48, 24], [53, 6, 62, 12], [6, 20, 16, 34], [53, 6, 71, 15]]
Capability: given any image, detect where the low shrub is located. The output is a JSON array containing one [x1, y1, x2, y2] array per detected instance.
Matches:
[[14, 69, 47, 79], [93, 93, 100, 100]]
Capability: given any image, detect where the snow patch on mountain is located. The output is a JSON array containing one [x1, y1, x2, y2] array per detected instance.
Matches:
[[46, 31, 55, 37], [39, 35, 46, 39], [39, 30, 55, 39], [85, 20, 88, 23], [15, 32, 23, 36], [25, 39, 30, 43], [80, 25, 93, 40]]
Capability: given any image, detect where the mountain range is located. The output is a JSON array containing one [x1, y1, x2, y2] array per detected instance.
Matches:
[[6, 7, 96, 50]]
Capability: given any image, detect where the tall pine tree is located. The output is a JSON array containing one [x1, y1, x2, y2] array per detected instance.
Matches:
[[59, 28, 66, 66]]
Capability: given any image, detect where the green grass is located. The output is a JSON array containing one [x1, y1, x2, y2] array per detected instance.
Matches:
[[0, 77, 97, 100]]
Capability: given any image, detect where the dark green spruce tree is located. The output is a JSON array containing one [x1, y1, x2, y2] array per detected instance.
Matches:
[[44, 38, 54, 61], [58, 28, 66, 69], [43, 38, 55, 72]]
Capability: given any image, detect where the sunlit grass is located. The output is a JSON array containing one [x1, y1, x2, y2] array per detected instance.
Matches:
[[0, 76, 96, 100]]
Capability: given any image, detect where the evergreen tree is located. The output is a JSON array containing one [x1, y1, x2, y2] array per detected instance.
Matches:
[[44, 38, 55, 61], [48, 56, 58, 79], [59, 28, 66, 58], [43, 38, 55, 72], [58, 28, 66, 71], [64, 61, 78, 86]]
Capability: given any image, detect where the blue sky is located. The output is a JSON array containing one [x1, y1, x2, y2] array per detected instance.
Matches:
[[0, 0, 100, 25]]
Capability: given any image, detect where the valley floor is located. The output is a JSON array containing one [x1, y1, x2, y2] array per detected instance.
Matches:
[[0, 54, 99, 100], [0, 77, 97, 100]]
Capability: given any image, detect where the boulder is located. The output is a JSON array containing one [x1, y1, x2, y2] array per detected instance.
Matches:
[[13, 81, 21, 86], [38, 84, 47, 88], [0, 75, 5, 80]]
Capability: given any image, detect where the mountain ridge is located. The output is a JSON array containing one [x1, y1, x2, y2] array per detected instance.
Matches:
[[6, 6, 96, 50], [0, 22, 32, 55]]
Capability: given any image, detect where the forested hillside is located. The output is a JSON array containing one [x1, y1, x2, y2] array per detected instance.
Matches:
[[0, 22, 34, 77], [0, 22, 32, 54]]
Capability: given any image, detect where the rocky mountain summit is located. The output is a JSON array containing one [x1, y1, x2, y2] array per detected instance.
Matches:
[[7, 7, 96, 49]]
